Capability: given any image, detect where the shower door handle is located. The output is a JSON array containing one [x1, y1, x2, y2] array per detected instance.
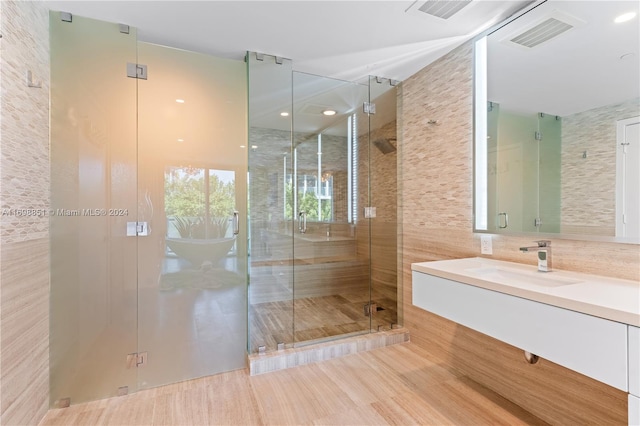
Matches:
[[298, 211, 307, 234], [232, 211, 240, 236], [498, 212, 509, 229]]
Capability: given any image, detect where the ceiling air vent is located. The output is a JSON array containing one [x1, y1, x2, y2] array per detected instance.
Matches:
[[416, 0, 472, 20], [509, 17, 574, 48]]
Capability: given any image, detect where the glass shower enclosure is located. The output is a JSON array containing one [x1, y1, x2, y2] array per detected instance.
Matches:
[[49, 13, 400, 407], [247, 53, 400, 354]]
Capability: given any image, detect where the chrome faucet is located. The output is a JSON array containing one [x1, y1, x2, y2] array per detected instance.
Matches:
[[519, 240, 552, 272]]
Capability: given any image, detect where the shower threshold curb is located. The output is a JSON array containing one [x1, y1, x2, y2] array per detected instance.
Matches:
[[248, 328, 410, 375]]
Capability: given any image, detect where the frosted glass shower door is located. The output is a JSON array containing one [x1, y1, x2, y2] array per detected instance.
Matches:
[[51, 14, 249, 404], [136, 43, 248, 389], [50, 13, 139, 405]]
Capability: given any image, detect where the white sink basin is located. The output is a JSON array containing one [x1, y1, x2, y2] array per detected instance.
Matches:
[[465, 266, 583, 287], [412, 257, 640, 327]]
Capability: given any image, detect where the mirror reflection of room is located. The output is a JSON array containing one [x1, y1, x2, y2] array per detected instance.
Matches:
[[476, 0, 640, 242]]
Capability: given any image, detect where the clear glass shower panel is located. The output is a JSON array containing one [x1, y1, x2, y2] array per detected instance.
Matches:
[[50, 12, 138, 405], [368, 76, 399, 330], [136, 43, 248, 388], [292, 72, 371, 345], [247, 53, 294, 353]]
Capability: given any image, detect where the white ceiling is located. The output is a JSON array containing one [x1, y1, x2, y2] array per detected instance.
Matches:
[[42, 1, 637, 134], [488, 0, 640, 117], [44, 0, 531, 83]]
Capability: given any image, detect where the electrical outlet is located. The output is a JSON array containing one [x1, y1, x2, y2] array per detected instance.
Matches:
[[480, 235, 492, 255]]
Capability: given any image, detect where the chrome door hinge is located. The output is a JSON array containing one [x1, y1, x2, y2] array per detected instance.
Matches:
[[534, 131, 542, 141], [126, 352, 147, 369], [126, 221, 149, 236], [363, 206, 376, 219], [534, 217, 542, 228], [363, 102, 376, 114], [364, 302, 377, 317], [127, 63, 147, 80]]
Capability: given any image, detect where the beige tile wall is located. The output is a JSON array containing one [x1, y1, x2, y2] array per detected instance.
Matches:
[[0, 1, 51, 425], [0, 1, 50, 244], [400, 41, 637, 425], [561, 98, 640, 235]]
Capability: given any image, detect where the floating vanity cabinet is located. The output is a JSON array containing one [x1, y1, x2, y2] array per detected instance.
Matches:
[[632, 395, 640, 426], [412, 258, 640, 425], [412, 271, 628, 391], [630, 326, 640, 425]]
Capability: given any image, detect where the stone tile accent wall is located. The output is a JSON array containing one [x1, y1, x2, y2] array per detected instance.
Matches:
[[561, 98, 640, 235], [0, 1, 51, 425], [0, 1, 50, 244], [400, 41, 636, 425]]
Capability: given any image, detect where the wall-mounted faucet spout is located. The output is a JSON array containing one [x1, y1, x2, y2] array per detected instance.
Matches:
[[520, 240, 552, 272]]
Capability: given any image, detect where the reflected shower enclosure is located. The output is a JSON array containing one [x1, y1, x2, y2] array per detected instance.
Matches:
[[486, 104, 561, 234]]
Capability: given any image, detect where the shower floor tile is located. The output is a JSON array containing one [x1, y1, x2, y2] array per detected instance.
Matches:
[[249, 287, 398, 352]]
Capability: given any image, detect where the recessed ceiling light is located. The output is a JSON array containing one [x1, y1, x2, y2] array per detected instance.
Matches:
[[176, 99, 185, 103], [614, 12, 637, 23], [251, 145, 258, 150], [240, 145, 246, 148], [323, 110, 336, 116], [280, 112, 289, 117], [177, 138, 184, 142]]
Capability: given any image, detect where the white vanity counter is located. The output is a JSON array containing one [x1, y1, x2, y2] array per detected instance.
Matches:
[[412, 257, 640, 424], [412, 257, 640, 327]]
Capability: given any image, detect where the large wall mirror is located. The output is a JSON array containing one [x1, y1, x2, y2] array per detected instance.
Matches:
[[474, 0, 640, 243]]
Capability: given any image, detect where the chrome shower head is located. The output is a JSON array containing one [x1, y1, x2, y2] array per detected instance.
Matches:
[[373, 138, 396, 154]]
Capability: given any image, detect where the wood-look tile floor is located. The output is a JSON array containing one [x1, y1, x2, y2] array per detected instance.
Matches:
[[40, 343, 548, 426], [250, 290, 398, 352]]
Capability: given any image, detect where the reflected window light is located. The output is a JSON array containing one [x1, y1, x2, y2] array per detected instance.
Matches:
[[348, 114, 358, 223]]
